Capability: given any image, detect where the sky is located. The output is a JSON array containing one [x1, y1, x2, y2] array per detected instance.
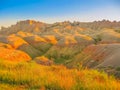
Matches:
[[0, 0, 120, 27]]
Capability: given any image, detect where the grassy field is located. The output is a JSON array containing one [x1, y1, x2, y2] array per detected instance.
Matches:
[[0, 60, 120, 90]]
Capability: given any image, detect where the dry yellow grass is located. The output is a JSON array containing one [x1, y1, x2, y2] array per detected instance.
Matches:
[[17, 31, 34, 37], [44, 35, 58, 44], [29, 20, 34, 25], [0, 60, 120, 90], [7, 34, 28, 49], [0, 47, 31, 62]]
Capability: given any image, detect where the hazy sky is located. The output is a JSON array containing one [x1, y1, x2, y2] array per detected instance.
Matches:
[[0, 0, 120, 27]]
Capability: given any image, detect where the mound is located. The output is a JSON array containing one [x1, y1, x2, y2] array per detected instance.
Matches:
[[58, 36, 77, 45], [0, 47, 31, 62], [17, 31, 34, 37], [18, 44, 42, 58], [67, 44, 120, 68], [0, 35, 28, 49], [99, 29, 120, 44], [43, 35, 58, 44], [57, 34, 93, 45], [23, 35, 52, 54], [34, 56, 53, 66], [7, 34, 28, 49]]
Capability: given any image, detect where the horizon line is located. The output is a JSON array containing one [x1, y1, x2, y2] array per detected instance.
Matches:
[[1, 19, 120, 29]]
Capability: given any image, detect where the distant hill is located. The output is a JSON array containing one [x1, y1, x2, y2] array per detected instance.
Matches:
[[0, 20, 120, 78]]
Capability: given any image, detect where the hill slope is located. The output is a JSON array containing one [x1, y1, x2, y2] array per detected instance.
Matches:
[[0, 20, 120, 78]]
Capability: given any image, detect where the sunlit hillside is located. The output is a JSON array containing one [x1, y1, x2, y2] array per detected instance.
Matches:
[[0, 20, 120, 89]]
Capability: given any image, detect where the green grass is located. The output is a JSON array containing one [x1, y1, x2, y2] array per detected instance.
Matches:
[[45, 45, 84, 64], [115, 29, 120, 33], [0, 60, 120, 90], [116, 67, 120, 71]]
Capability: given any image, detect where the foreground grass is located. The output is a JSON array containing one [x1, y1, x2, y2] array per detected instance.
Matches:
[[0, 60, 120, 90]]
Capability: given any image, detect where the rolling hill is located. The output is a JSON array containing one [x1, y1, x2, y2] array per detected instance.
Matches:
[[0, 20, 120, 78]]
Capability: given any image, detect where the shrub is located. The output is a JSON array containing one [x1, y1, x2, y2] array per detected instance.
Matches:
[[94, 35, 102, 44], [116, 67, 120, 71]]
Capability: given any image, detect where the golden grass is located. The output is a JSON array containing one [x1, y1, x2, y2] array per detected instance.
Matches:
[[29, 20, 33, 25], [0, 60, 120, 90], [35, 56, 49, 61], [65, 25, 72, 30], [7, 34, 28, 49], [34, 35, 47, 42], [44, 35, 58, 44], [17, 31, 34, 37], [0, 47, 31, 62], [64, 36, 77, 45], [74, 33, 92, 41]]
